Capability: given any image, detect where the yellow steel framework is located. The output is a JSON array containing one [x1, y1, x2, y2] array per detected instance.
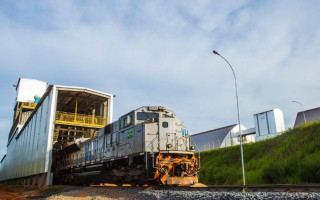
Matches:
[[55, 111, 107, 128], [15, 102, 37, 119], [53, 126, 61, 143]]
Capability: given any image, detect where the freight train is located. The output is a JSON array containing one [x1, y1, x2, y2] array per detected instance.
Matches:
[[53, 106, 199, 186]]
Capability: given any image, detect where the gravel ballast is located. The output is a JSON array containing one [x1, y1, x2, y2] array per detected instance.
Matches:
[[44, 186, 320, 200], [141, 190, 320, 200]]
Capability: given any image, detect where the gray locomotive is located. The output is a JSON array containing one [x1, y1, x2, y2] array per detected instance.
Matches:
[[54, 106, 199, 186]]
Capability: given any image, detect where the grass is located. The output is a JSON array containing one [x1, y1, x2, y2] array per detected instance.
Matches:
[[197, 121, 320, 185]]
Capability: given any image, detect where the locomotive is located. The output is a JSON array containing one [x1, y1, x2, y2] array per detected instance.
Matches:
[[54, 106, 199, 186]]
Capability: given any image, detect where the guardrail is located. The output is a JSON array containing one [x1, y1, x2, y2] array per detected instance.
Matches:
[[55, 111, 107, 128]]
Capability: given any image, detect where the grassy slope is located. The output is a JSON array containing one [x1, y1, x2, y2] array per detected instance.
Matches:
[[198, 121, 320, 185]]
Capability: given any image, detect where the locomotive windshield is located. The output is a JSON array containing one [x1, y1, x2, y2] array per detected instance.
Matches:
[[137, 112, 159, 120]]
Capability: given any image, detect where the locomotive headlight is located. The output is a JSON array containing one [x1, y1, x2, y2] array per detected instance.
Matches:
[[166, 143, 172, 149], [149, 106, 159, 111], [190, 145, 195, 150]]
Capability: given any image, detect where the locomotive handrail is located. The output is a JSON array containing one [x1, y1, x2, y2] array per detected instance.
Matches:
[[145, 132, 168, 153], [145, 132, 160, 151], [175, 135, 189, 150]]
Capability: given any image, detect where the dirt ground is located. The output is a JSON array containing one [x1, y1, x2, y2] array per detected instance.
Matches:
[[0, 186, 25, 199], [0, 184, 145, 200], [0, 184, 45, 199]]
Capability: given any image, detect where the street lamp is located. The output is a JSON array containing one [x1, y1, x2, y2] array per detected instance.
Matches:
[[212, 50, 246, 188], [292, 100, 307, 124]]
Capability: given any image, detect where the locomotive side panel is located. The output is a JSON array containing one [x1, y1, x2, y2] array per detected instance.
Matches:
[[133, 123, 144, 153], [144, 122, 159, 152], [158, 117, 175, 151], [118, 128, 134, 157]]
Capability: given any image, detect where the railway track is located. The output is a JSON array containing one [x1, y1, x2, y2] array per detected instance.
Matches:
[[194, 184, 320, 192], [1, 184, 320, 199], [91, 184, 320, 192]]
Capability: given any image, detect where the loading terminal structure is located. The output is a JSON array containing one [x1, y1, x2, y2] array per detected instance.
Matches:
[[0, 78, 114, 186]]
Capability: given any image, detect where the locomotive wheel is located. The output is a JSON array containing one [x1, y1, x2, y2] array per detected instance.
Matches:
[[130, 182, 137, 187], [116, 181, 123, 186]]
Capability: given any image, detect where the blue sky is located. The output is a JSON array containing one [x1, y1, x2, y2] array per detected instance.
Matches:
[[0, 0, 320, 159]]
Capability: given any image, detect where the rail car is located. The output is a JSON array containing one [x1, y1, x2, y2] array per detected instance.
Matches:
[[53, 106, 199, 186]]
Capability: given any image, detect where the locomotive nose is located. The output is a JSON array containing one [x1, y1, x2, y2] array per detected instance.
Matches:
[[154, 153, 199, 185]]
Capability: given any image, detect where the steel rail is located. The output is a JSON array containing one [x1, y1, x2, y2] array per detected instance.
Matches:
[[90, 184, 320, 192], [151, 184, 320, 192]]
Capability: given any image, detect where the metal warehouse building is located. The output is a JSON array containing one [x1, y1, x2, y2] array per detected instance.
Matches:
[[294, 107, 320, 127], [191, 108, 286, 152], [191, 124, 255, 151], [0, 78, 113, 186]]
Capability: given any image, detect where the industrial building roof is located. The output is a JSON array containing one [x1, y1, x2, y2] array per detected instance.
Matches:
[[191, 124, 237, 151], [294, 107, 320, 127]]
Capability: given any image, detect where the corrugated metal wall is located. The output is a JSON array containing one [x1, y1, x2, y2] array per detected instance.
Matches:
[[0, 89, 55, 181]]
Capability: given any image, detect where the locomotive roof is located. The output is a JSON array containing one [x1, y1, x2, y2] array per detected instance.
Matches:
[[135, 106, 175, 115], [117, 106, 176, 119]]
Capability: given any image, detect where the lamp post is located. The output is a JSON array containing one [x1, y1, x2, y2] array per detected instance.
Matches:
[[212, 50, 246, 188], [292, 100, 307, 124]]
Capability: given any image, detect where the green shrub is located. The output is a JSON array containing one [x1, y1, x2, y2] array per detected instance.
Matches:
[[198, 121, 320, 185], [298, 153, 320, 183]]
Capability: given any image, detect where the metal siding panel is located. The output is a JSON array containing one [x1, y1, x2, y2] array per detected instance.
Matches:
[[258, 113, 268, 136], [267, 111, 276, 134], [23, 123, 29, 176], [35, 105, 43, 173], [20, 136, 24, 176], [0, 89, 54, 181], [22, 126, 27, 177], [133, 124, 143, 153], [22, 126, 28, 177], [144, 123, 158, 152], [28, 119, 34, 175], [11, 140, 16, 178], [274, 109, 285, 132], [27, 116, 35, 176], [108, 96, 113, 123], [38, 105, 44, 173], [45, 88, 57, 185], [41, 94, 51, 172], [32, 107, 41, 174], [44, 89, 55, 171], [25, 124, 32, 176], [17, 138, 22, 177], [40, 96, 50, 172], [254, 114, 260, 136], [30, 112, 38, 175]]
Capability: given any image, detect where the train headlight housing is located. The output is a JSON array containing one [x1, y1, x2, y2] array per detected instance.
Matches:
[[149, 106, 159, 111], [190, 145, 195, 150], [167, 143, 172, 149]]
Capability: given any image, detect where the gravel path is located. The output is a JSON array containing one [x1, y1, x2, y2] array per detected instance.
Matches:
[[44, 186, 320, 200]]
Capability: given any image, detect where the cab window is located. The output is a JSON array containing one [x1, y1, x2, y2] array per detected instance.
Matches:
[[120, 114, 133, 129], [137, 112, 159, 120]]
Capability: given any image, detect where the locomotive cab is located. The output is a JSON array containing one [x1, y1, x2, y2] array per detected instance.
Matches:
[[135, 106, 198, 185]]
